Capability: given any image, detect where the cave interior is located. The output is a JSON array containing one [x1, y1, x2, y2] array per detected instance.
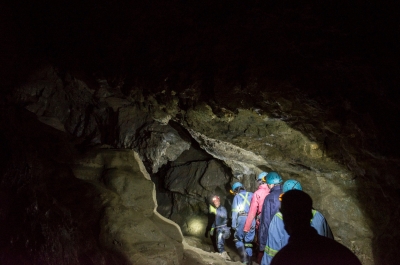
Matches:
[[1, 1, 400, 265]]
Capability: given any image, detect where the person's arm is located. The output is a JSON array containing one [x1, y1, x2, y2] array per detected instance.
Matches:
[[259, 195, 272, 251], [231, 195, 239, 229], [244, 193, 258, 232], [264, 216, 280, 265], [312, 211, 334, 239], [219, 206, 228, 219], [265, 213, 289, 265], [210, 216, 216, 236]]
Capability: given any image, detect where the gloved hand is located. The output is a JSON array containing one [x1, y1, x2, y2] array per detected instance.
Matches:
[[210, 228, 215, 236]]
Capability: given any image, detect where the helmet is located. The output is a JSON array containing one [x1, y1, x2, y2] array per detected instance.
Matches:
[[266, 171, 283, 184], [231, 182, 243, 192], [257, 172, 268, 182], [283, 180, 302, 193]]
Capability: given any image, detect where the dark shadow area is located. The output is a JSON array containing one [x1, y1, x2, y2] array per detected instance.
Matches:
[[0, 107, 133, 265]]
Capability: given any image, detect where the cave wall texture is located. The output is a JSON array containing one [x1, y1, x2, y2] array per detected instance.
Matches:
[[1, 0, 400, 265]]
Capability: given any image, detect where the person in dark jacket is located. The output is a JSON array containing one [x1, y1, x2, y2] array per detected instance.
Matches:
[[270, 190, 362, 265], [209, 195, 231, 261], [258, 171, 283, 255]]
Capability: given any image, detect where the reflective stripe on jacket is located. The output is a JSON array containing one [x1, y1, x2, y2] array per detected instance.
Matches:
[[231, 190, 253, 229], [262, 210, 334, 265]]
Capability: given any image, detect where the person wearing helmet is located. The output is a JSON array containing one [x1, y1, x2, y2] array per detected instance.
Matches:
[[261, 180, 334, 265], [243, 172, 271, 263], [270, 190, 361, 265], [282, 179, 303, 193], [258, 171, 283, 258], [209, 195, 231, 261], [231, 182, 255, 265]]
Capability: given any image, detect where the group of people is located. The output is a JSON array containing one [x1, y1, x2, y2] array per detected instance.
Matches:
[[209, 171, 361, 265]]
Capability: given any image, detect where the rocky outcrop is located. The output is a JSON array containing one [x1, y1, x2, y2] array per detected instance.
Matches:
[[71, 147, 184, 265], [133, 122, 191, 173], [8, 65, 395, 264]]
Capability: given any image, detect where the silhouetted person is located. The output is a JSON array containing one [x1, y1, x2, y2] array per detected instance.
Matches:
[[271, 190, 362, 265], [262, 180, 334, 265]]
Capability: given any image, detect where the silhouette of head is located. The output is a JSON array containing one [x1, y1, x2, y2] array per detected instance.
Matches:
[[281, 189, 313, 235]]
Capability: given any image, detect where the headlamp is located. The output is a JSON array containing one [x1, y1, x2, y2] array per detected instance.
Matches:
[[212, 196, 220, 201]]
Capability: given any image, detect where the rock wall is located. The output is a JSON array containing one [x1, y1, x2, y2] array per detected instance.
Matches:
[[2, 64, 400, 264], [71, 147, 184, 265], [0, 106, 186, 265]]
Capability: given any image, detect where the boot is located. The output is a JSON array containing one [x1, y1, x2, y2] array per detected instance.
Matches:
[[237, 245, 248, 263], [245, 246, 253, 264]]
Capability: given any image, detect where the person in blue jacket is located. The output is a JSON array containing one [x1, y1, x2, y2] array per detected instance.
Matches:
[[258, 172, 283, 255], [261, 180, 334, 265], [270, 190, 361, 265], [231, 182, 255, 265], [209, 195, 231, 260]]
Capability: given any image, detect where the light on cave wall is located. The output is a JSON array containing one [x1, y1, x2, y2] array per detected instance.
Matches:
[[186, 216, 206, 236]]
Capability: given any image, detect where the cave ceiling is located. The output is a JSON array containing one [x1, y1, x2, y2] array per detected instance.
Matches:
[[1, 1, 400, 265]]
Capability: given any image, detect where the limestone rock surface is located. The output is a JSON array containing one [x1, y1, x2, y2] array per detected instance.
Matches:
[[71, 148, 184, 265]]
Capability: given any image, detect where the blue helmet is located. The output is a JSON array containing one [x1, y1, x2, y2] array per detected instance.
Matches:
[[232, 182, 243, 192], [283, 179, 302, 193], [266, 171, 283, 184], [257, 172, 268, 182]]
